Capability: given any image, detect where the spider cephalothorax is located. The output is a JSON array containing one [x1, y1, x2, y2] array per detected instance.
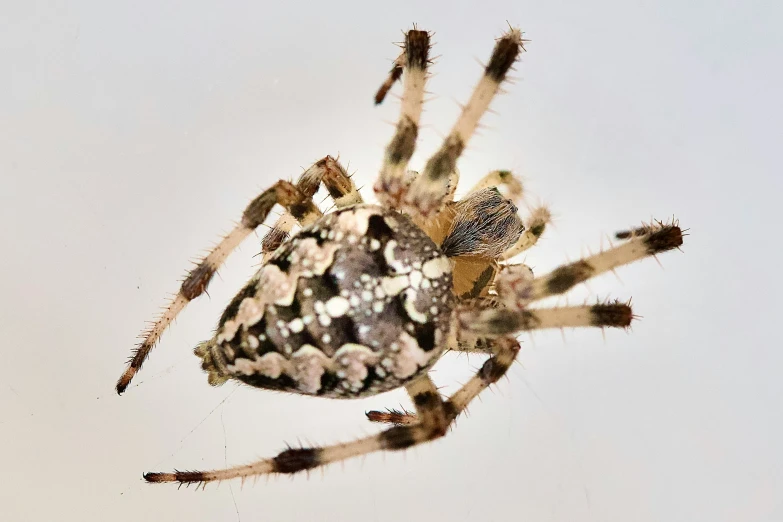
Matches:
[[117, 25, 684, 486]]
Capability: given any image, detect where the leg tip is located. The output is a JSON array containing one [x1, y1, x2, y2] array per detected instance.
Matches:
[[590, 301, 634, 328], [115, 373, 132, 395], [645, 225, 684, 254], [143, 472, 173, 483]]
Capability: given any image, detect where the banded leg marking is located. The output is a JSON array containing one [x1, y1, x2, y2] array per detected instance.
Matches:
[[374, 29, 431, 208], [368, 336, 521, 426], [448, 336, 520, 415], [404, 29, 526, 217], [261, 156, 361, 261], [374, 52, 404, 105], [144, 375, 449, 485], [531, 222, 683, 301], [500, 206, 552, 260], [467, 169, 523, 203], [454, 222, 682, 338], [117, 181, 320, 394], [458, 301, 634, 337]]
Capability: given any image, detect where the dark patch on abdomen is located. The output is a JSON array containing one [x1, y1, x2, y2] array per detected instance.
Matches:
[[219, 280, 259, 326], [358, 366, 381, 395], [237, 372, 298, 392], [318, 372, 341, 395], [413, 322, 436, 352]]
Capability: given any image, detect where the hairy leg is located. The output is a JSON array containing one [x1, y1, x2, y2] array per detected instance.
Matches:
[[261, 156, 362, 262], [374, 52, 404, 105], [369, 220, 684, 425], [116, 181, 321, 394], [456, 222, 683, 337], [404, 28, 526, 217], [368, 336, 521, 426], [467, 169, 523, 202], [459, 301, 634, 337], [144, 374, 449, 485], [374, 29, 431, 208], [529, 221, 683, 302], [500, 206, 551, 260]]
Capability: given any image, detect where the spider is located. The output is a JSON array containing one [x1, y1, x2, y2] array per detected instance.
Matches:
[[117, 25, 684, 486]]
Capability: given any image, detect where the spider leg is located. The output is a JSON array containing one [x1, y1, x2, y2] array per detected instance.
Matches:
[[374, 51, 404, 105], [459, 301, 634, 337], [116, 181, 322, 394], [365, 406, 419, 426], [528, 221, 683, 303], [500, 206, 551, 260], [261, 156, 361, 261], [403, 169, 461, 214], [404, 28, 525, 217], [369, 300, 637, 427], [368, 336, 520, 426], [143, 374, 449, 485], [443, 168, 461, 204], [372, 222, 684, 424], [455, 222, 684, 337], [374, 29, 431, 208], [371, 222, 684, 423], [446, 336, 520, 416], [467, 169, 523, 202], [260, 213, 297, 263]]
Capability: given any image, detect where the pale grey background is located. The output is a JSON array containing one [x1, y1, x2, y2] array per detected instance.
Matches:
[[1, 1, 781, 521]]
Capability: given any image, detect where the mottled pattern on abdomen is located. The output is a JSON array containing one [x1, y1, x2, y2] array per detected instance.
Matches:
[[199, 205, 454, 398]]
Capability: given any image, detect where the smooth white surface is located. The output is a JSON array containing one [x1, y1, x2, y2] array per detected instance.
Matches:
[[2, 1, 781, 521]]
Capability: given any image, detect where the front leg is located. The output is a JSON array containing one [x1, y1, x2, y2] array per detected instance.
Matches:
[[404, 29, 525, 217], [374, 29, 431, 208]]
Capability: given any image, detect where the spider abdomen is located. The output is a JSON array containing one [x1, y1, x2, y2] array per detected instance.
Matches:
[[198, 205, 455, 398]]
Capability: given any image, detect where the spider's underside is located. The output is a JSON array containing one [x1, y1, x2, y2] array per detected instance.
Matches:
[[118, 26, 685, 486]]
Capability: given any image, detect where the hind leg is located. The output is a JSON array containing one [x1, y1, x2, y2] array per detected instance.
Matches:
[[144, 374, 449, 485], [117, 179, 323, 393]]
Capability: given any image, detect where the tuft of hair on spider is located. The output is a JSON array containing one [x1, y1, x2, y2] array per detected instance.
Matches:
[[117, 24, 686, 487]]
